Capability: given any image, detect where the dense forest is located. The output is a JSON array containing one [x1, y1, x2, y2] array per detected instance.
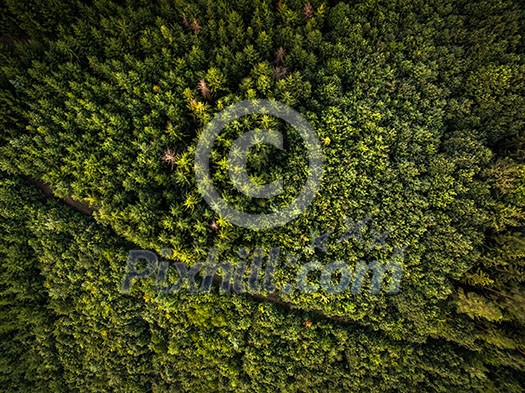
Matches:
[[0, 0, 524, 391]]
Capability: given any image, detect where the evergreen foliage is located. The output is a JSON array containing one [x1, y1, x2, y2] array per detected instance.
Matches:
[[0, 0, 524, 391]]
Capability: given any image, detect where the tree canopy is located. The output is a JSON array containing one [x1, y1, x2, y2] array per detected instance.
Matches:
[[1, 0, 524, 391]]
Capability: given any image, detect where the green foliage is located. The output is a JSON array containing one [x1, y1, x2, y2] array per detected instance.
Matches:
[[0, 0, 524, 391]]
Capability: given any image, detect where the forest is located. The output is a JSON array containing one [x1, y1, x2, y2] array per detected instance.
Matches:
[[0, 0, 524, 391]]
